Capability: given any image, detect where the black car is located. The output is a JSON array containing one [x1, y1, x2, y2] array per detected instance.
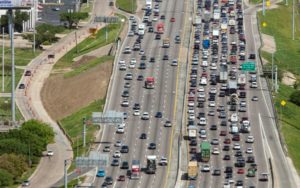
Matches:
[[247, 156, 255, 163], [198, 102, 204, 108], [140, 133, 147, 139], [141, 55, 147, 60], [235, 151, 243, 157], [210, 125, 217, 130], [18, 83, 25, 89], [163, 55, 169, 60], [249, 53, 256, 59], [133, 103, 140, 110], [121, 161, 129, 169], [155, 34, 161, 40], [155, 112, 163, 118], [148, 27, 154, 32], [223, 155, 231, 160], [150, 57, 155, 63], [120, 145, 129, 153], [148, 143, 156, 149], [220, 120, 227, 126], [225, 173, 233, 179], [223, 145, 230, 151], [139, 63, 146, 69], [160, 15, 165, 19], [236, 180, 243, 186], [190, 139, 197, 146], [225, 166, 233, 173], [213, 169, 221, 176], [104, 176, 113, 185]]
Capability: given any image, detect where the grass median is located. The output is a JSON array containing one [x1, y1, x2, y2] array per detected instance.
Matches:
[[116, 0, 137, 13], [258, 1, 300, 173], [59, 99, 105, 172]]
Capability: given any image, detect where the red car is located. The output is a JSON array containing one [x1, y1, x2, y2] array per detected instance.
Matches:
[[237, 169, 245, 174], [170, 17, 175, 22], [224, 138, 231, 144], [232, 135, 240, 141], [117, 175, 125, 181], [220, 131, 227, 136]]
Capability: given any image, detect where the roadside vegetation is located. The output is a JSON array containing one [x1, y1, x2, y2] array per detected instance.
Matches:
[[0, 98, 23, 121], [0, 120, 54, 186], [116, 0, 137, 13], [58, 100, 105, 171], [250, 0, 262, 4], [257, 1, 300, 173]]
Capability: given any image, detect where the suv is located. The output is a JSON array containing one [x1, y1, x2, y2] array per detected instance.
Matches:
[[120, 145, 129, 153]]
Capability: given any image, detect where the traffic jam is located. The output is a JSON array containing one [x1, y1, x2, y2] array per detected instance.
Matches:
[[185, 0, 267, 188]]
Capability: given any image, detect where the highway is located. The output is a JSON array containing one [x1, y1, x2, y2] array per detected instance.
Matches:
[[94, 0, 187, 187]]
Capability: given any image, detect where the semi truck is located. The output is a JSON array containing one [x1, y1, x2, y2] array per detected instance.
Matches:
[[162, 38, 170, 48], [146, 155, 156, 174], [238, 73, 246, 89], [145, 0, 152, 10], [188, 161, 198, 180], [131, 160, 141, 179], [156, 22, 164, 34], [200, 141, 211, 162], [188, 126, 197, 139], [219, 64, 228, 83], [213, 9, 220, 21], [145, 77, 155, 89]]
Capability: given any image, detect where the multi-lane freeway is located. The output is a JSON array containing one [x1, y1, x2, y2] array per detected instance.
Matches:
[[92, 0, 299, 188]]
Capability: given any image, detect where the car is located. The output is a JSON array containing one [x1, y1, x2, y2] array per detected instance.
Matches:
[[249, 53, 256, 59], [163, 54, 169, 60], [202, 164, 210, 172], [96, 169, 106, 177], [164, 120, 172, 127], [148, 143, 156, 149], [220, 130, 227, 136], [213, 169, 221, 176], [170, 17, 175, 22], [251, 82, 258, 88], [223, 145, 230, 151], [121, 100, 129, 107], [246, 148, 253, 154], [155, 112, 163, 118], [137, 75, 144, 81], [155, 34, 161, 40], [133, 110, 140, 116], [148, 27, 154, 32], [103, 146, 110, 152], [199, 129, 207, 138], [115, 140, 122, 147], [120, 145, 129, 153], [225, 166, 233, 173], [116, 127, 124, 133], [246, 135, 255, 143], [190, 139, 197, 146], [113, 151, 121, 158], [104, 176, 113, 185], [236, 180, 243, 186], [52, 7, 60, 11], [121, 161, 129, 169], [252, 96, 258, 101], [210, 125, 217, 130], [124, 73, 133, 80], [140, 133, 147, 139], [209, 101, 216, 107], [208, 110, 215, 116], [47, 150, 54, 156], [24, 70, 31, 76], [19, 83, 25, 89], [247, 156, 255, 163], [212, 148, 220, 155], [223, 155, 231, 160], [199, 117, 206, 125], [159, 157, 168, 166], [141, 112, 150, 120], [124, 82, 131, 88], [211, 138, 219, 145], [111, 159, 119, 166], [171, 59, 178, 66], [233, 143, 241, 150], [224, 138, 231, 144], [160, 15, 165, 19], [117, 175, 125, 181], [22, 180, 30, 186]]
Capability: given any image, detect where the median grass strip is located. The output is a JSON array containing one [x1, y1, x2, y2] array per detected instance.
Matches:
[[64, 55, 114, 78], [0, 97, 23, 121], [54, 14, 125, 70], [258, 1, 300, 75], [116, 0, 137, 13], [59, 99, 105, 171], [250, 0, 262, 4]]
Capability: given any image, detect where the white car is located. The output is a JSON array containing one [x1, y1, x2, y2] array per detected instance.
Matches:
[[119, 64, 127, 71], [188, 108, 195, 114], [113, 151, 121, 158], [202, 164, 210, 172], [129, 62, 136, 69], [246, 135, 254, 143], [246, 147, 253, 154], [210, 63, 217, 70], [198, 92, 205, 98], [47, 150, 54, 156], [251, 82, 258, 88], [164, 121, 172, 127], [115, 140, 122, 147], [116, 127, 124, 133], [159, 157, 168, 166], [209, 101, 216, 107], [199, 129, 207, 138], [121, 100, 129, 107], [233, 143, 241, 150], [139, 49, 145, 55], [152, 17, 158, 22], [189, 113, 196, 120], [202, 60, 208, 67], [128, 31, 134, 36], [188, 101, 195, 107], [198, 86, 205, 92], [124, 73, 133, 80], [200, 77, 207, 85], [141, 112, 150, 120], [119, 60, 125, 65], [209, 87, 217, 94], [212, 148, 220, 155], [171, 59, 178, 66], [199, 117, 207, 125], [133, 110, 140, 116], [118, 123, 125, 128]]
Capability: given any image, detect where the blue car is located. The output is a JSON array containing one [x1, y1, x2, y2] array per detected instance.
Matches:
[[96, 169, 105, 177]]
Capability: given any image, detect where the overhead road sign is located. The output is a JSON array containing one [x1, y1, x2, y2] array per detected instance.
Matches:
[[92, 111, 124, 124], [94, 16, 119, 23], [242, 62, 256, 71], [0, 0, 32, 9], [76, 151, 109, 168]]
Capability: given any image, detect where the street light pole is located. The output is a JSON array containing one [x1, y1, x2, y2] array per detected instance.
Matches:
[[263, 0, 266, 16], [271, 52, 274, 91], [2, 27, 4, 93], [292, 0, 295, 40], [64, 160, 68, 188]]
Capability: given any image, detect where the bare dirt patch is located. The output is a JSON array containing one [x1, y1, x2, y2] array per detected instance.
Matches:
[[261, 33, 276, 53], [41, 61, 112, 120], [282, 71, 297, 86]]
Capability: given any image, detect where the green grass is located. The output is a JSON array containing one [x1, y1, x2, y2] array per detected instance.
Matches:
[[250, 0, 262, 4], [258, 0, 300, 75], [116, 0, 137, 13], [64, 55, 114, 78], [0, 96, 24, 121], [59, 176, 85, 188], [59, 100, 105, 171], [80, 3, 92, 22], [54, 15, 125, 70], [273, 84, 300, 173]]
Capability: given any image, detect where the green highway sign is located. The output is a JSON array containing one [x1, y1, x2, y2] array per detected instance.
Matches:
[[242, 62, 256, 71]]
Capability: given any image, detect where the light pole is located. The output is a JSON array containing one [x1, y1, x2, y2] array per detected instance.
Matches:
[[292, 0, 295, 40], [2, 27, 4, 93]]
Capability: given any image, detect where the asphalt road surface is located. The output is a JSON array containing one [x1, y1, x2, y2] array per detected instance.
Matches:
[[94, 0, 187, 187]]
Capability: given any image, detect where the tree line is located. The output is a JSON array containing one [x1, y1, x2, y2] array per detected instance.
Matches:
[[0, 120, 54, 186]]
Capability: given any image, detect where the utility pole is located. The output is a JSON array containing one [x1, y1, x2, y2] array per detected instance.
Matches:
[[83, 117, 86, 148], [263, 0, 266, 16], [64, 160, 68, 188], [2, 27, 4, 92], [271, 52, 274, 91], [8, 9, 16, 123], [275, 65, 278, 93], [292, 0, 295, 40]]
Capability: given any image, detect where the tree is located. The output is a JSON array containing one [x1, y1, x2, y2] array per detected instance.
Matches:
[[14, 10, 29, 32], [60, 12, 88, 29], [0, 169, 13, 186], [0, 138, 28, 156], [290, 90, 300, 106], [0, 153, 28, 179], [21, 120, 54, 144]]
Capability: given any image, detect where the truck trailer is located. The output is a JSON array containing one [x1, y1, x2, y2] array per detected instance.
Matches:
[[188, 161, 198, 180], [146, 155, 157, 174], [200, 141, 211, 162]]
